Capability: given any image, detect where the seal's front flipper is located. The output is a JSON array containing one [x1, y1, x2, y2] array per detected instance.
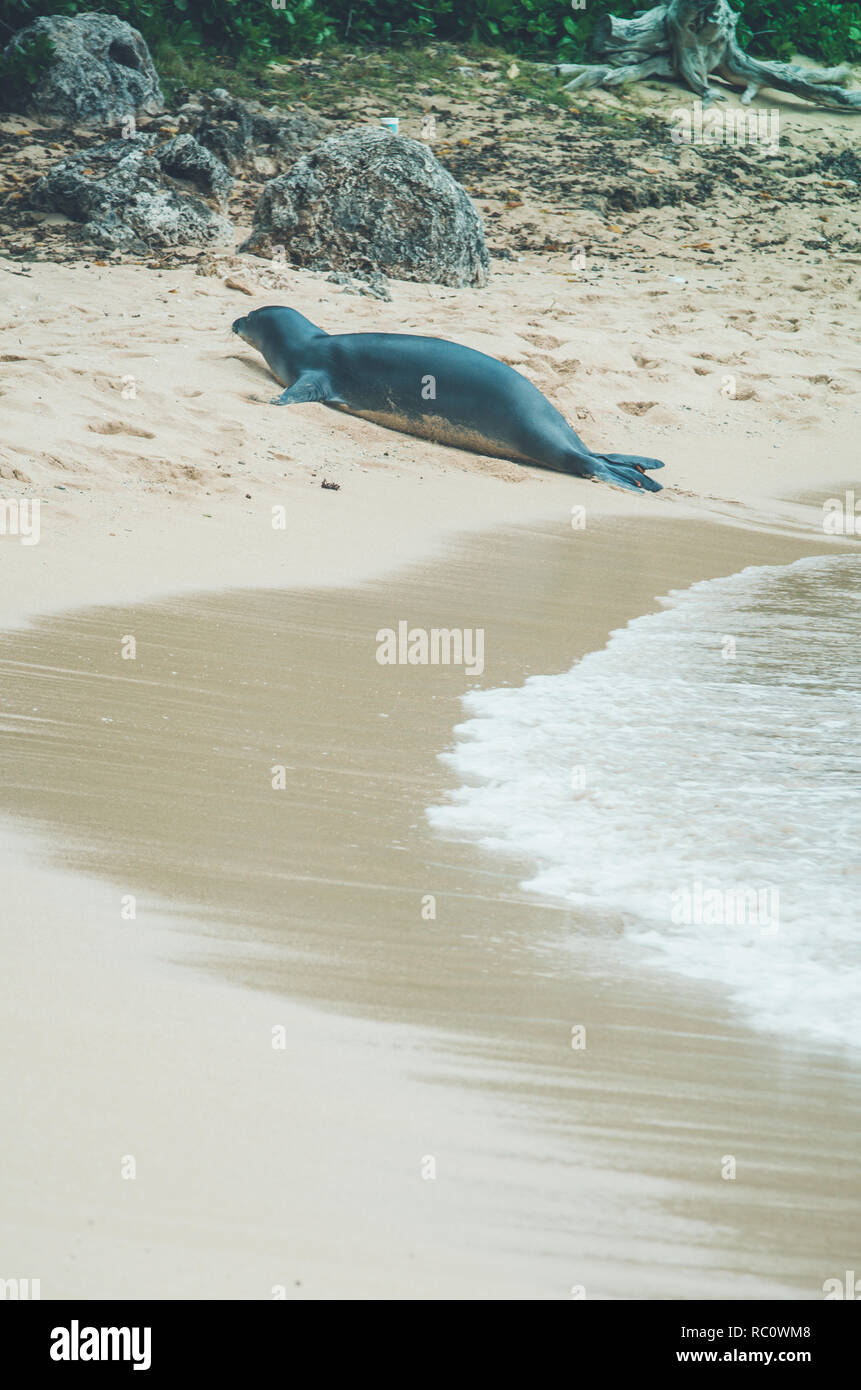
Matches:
[[270, 372, 344, 406]]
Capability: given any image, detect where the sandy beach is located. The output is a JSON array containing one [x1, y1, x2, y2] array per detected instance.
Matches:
[[2, 70, 861, 1299]]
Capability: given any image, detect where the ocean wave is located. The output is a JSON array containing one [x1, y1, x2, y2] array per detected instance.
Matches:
[[428, 555, 861, 1050]]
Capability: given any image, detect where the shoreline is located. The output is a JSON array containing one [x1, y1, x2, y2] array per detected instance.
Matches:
[[2, 508, 859, 1299]]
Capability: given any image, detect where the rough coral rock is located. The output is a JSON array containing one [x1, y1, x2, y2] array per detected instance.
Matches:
[[157, 133, 233, 210], [30, 134, 232, 249], [2, 13, 163, 124], [241, 126, 489, 287], [177, 89, 333, 175]]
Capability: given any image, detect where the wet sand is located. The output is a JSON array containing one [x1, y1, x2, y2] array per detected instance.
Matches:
[[2, 514, 859, 1299]]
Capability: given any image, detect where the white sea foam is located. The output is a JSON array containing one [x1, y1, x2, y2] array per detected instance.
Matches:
[[428, 555, 861, 1050]]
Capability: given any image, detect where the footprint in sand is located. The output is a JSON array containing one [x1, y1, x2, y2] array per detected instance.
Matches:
[[520, 332, 565, 351], [88, 421, 155, 438], [618, 401, 657, 416]]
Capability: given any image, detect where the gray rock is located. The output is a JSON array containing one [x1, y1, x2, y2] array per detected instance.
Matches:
[[361, 269, 393, 302], [30, 137, 160, 221], [182, 91, 333, 175], [112, 188, 232, 250], [325, 268, 392, 301], [2, 13, 163, 124], [80, 210, 148, 254], [188, 113, 249, 174], [253, 103, 334, 161], [241, 125, 489, 287], [157, 133, 233, 209], [30, 134, 232, 250]]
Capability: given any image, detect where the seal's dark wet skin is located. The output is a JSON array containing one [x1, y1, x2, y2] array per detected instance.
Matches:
[[232, 305, 665, 492]]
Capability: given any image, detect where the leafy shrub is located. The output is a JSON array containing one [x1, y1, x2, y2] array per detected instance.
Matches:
[[0, 30, 56, 103], [1, 1, 859, 68]]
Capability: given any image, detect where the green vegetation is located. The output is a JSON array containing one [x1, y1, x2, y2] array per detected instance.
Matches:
[[0, 28, 55, 102], [1, 1, 860, 88]]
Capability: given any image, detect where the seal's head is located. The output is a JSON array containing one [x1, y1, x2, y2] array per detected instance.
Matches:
[[232, 305, 327, 387], [232, 305, 324, 345]]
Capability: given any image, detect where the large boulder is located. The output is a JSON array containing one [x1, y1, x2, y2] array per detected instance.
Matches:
[[241, 126, 489, 288], [2, 13, 163, 124], [30, 135, 232, 250]]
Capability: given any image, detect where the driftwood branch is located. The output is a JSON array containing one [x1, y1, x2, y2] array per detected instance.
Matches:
[[554, 0, 861, 110]]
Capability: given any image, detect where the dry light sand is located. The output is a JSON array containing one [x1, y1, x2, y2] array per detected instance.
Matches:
[[1, 82, 861, 1297]]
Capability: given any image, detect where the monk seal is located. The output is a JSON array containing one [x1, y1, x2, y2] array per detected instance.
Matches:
[[232, 305, 665, 491]]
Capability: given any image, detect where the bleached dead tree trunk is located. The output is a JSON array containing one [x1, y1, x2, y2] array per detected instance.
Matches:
[[554, 0, 861, 109]]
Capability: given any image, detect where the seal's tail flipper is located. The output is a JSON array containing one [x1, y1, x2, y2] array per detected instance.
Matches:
[[586, 453, 663, 492], [607, 463, 663, 492], [599, 452, 664, 471], [592, 451, 664, 492]]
